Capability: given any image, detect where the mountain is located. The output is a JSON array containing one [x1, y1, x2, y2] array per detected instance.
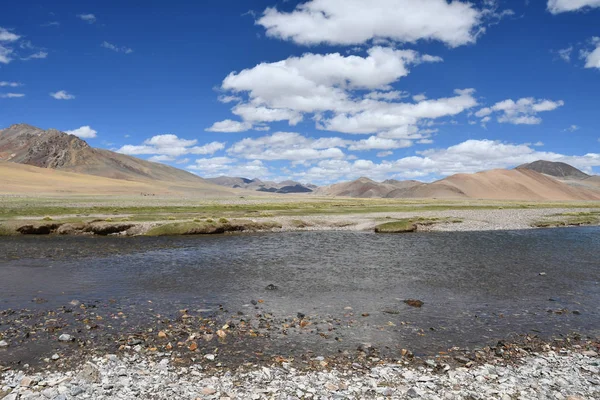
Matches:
[[399, 169, 600, 201], [315, 166, 600, 201], [516, 160, 590, 180], [0, 124, 207, 184], [207, 176, 315, 194]]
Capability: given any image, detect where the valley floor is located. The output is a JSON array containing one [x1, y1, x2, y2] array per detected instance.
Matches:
[[1, 195, 600, 236]]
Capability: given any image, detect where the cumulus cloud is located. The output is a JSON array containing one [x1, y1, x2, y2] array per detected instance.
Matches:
[[211, 47, 468, 139], [475, 97, 564, 125], [257, 0, 489, 48], [581, 37, 600, 69], [0, 81, 20, 87], [206, 119, 253, 133], [50, 90, 76, 100], [0, 27, 20, 64], [547, 0, 600, 14], [347, 136, 412, 151], [77, 14, 96, 23], [101, 41, 133, 54], [377, 151, 393, 158], [65, 126, 97, 138], [187, 158, 270, 178], [227, 131, 345, 161], [117, 134, 225, 158], [0, 27, 20, 42]]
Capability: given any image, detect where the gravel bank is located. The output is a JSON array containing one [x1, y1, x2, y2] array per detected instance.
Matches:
[[272, 208, 600, 233], [1, 349, 598, 399]]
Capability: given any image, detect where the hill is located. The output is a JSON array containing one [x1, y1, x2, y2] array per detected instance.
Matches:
[[207, 176, 315, 194], [517, 160, 590, 180], [316, 167, 600, 201], [0, 124, 209, 184]]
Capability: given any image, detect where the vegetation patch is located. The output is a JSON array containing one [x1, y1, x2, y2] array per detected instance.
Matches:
[[0, 224, 18, 236], [375, 219, 417, 233], [145, 220, 282, 236], [375, 217, 462, 233], [532, 212, 600, 228]]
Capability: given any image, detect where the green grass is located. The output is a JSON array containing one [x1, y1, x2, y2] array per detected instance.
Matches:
[[532, 212, 600, 228], [144, 220, 283, 236], [1, 196, 599, 222], [375, 219, 417, 233]]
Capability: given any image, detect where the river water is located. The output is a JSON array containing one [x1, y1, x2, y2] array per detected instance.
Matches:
[[0, 228, 599, 362]]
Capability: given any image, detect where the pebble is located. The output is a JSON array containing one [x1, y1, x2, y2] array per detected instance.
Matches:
[[1, 350, 599, 399], [58, 334, 72, 342], [0, 340, 8, 347]]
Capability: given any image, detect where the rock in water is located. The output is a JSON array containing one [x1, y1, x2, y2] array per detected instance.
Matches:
[[404, 299, 424, 308], [265, 284, 278, 290]]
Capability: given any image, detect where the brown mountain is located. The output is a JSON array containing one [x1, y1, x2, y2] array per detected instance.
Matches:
[[516, 160, 590, 180], [0, 124, 207, 184], [316, 167, 600, 201], [315, 177, 412, 198], [207, 176, 315, 194]]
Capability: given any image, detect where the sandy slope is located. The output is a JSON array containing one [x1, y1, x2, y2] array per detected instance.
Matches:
[[433, 169, 600, 201], [0, 162, 244, 197], [318, 169, 600, 201]]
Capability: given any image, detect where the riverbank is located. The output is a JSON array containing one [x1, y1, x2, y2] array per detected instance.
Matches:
[[1, 340, 598, 399], [1, 199, 600, 236]]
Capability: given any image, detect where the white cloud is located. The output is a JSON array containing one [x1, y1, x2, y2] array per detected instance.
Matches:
[[227, 131, 345, 161], [0, 27, 20, 64], [581, 37, 600, 69], [257, 0, 487, 48], [319, 89, 477, 134], [21, 51, 48, 60], [117, 134, 225, 158], [187, 158, 270, 178], [65, 126, 97, 138], [475, 97, 564, 125], [41, 21, 60, 27], [0, 93, 25, 98], [412, 94, 427, 102], [377, 151, 393, 157], [50, 90, 76, 100], [213, 47, 469, 137], [101, 41, 133, 54], [0, 81, 21, 87], [365, 90, 408, 101], [564, 125, 580, 132], [0, 28, 20, 42], [218, 95, 242, 104], [206, 119, 252, 133], [556, 46, 572, 62], [77, 14, 97, 23], [547, 0, 600, 14], [347, 136, 412, 151]]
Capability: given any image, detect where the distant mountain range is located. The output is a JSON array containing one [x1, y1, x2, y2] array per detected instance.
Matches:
[[315, 161, 600, 201], [206, 176, 317, 194], [1, 123, 599, 201]]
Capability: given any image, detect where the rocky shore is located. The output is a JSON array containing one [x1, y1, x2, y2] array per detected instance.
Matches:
[[1, 208, 599, 237], [1, 344, 598, 399]]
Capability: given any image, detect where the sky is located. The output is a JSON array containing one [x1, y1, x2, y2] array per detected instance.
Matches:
[[1, 0, 600, 184]]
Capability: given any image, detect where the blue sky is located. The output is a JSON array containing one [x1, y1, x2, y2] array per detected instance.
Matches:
[[1, 0, 599, 184]]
